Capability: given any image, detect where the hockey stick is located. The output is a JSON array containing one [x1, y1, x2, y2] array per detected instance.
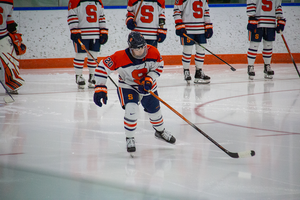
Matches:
[[0, 80, 15, 103], [148, 90, 255, 158], [183, 33, 236, 71], [134, 0, 144, 21], [77, 39, 118, 88], [280, 31, 300, 78]]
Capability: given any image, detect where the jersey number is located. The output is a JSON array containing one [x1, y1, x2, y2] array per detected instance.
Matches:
[[86, 5, 97, 23], [262, 0, 272, 12], [0, 7, 3, 25], [140, 5, 154, 23], [193, 1, 203, 19]]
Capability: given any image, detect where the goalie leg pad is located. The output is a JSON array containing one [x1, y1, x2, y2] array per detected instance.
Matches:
[[0, 52, 25, 92]]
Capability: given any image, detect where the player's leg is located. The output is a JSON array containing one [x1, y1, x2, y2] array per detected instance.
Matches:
[[194, 34, 210, 84], [87, 39, 100, 88], [117, 88, 140, 153], [247, 28, 262, 79], [73, 40, 87, 89], [141, 91, 176, 144], [145, 39, 158, 48], [262, 28, 276, 79], [181, 35, 194, 83]]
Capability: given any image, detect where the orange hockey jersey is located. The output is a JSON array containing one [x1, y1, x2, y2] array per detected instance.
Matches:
[[95, 45, 164, 92]]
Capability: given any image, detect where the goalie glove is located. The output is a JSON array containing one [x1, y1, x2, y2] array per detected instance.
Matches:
[[70, 29, 81, 43], [157, 28, 167, 43], [247, 16, 258, 32], [138, 76, 153, 94], [175, 23, 187, 37], [100, 28, 108, 44], [94, 85, 108, 107], [276, 18, 286, 33], [126, 17, 137, 30], [205, 23, 213, 39]]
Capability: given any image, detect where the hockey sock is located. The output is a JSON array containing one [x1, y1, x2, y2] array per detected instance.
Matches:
[[182, 45, 193, 69], [262, 40, 273, 65], [247, 41, 259, 66], [124, 102, 138, 138], [87, 51, 98, 74], [74, 53, 86, 75], [195, 44, 205, 70], [148, 109, 164, 132]]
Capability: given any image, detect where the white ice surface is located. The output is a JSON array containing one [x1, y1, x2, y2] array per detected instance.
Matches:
[[0, 64, 300, 199]]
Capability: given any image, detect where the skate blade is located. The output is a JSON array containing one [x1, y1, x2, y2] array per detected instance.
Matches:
[[78, 85, 85, 89], [248, 76, 254, 80], [88, 83, 95, 88], [129, 152, 135, 158], [264, 75, 273, 79], [186, 80, 191, 85], [194, 80, 210, 84]]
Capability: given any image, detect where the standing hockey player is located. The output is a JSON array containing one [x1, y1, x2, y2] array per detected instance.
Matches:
[[0, 0, 25, 95], [93, 32, 176, 155], [246, 0, 285, 79], [173, 0, 213, 84], [126, 0, 167, 48], [68, 0, 108, 89]]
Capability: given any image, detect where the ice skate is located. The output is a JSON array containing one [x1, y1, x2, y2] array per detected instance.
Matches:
[[248, 65, 255, 80], [264, 64, 274, 79], [126, 137, 136, 157], [184, 69, 191, 84], [76, 75, 85, 89], [155, 129, 176, 144], [194, 68, 210, 84], [88, 74, 96, 88]]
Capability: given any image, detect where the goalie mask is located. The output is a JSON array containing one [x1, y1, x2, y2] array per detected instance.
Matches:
[[128, 32, 147, 59]]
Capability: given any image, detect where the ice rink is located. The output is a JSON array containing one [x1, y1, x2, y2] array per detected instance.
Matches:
[[1, 64, 300, 200]]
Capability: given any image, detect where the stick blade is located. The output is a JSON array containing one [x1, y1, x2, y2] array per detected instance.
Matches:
[[227, 150, 255, 158], [3, 96, 14, 103]]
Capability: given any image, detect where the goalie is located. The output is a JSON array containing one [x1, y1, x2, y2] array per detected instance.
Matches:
[[0, 0, 26, 95]]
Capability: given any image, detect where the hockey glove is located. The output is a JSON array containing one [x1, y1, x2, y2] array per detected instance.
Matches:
[[205, 23, 213, 39], [276, 18, 286, 33], [138, 76, 153, 94], [70, 29, 82, 43], [247, 16, 258, 32], [126, 17, 137, 30], [7, 22, 17, 33], [100, 28, 108, 44], [175, 23, 187, 37], [157, 28, 167, 43], [94, 85, 108, 107]]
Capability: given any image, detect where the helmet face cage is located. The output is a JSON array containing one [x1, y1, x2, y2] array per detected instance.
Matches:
[[128, 32, 147, 59]]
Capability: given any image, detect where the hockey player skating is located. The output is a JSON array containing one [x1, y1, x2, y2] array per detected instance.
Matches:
[[246, 0, 285, 79], [93, 32, 176, 155], [173, 0, 213, 84], [126, 0, 167, 48], [0, 0, 26, 95], [67, 0, 108, 89]]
